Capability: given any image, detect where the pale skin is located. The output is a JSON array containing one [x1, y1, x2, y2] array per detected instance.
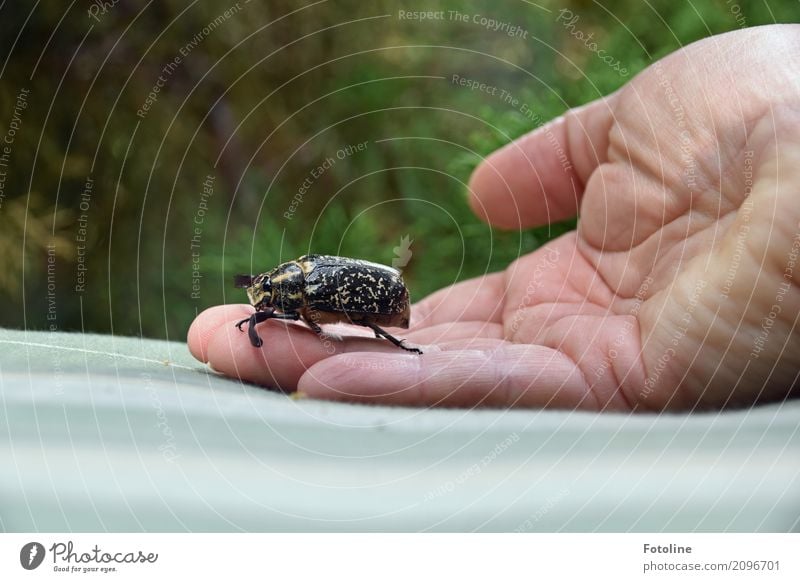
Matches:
[[188, 25, 800, 410]]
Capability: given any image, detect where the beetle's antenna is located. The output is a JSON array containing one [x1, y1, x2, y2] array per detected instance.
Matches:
[[234, 274, 254, 288]]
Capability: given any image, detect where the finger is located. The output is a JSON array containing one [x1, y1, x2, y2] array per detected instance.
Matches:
[[199, 309, 427, 390], [405, 321, 505, 343], [468, 93, 618, 229], [187, 305, 375, 364], [187, 304, 253, 363], [410, 273, 505, 328], [297, 344, 597, 409]]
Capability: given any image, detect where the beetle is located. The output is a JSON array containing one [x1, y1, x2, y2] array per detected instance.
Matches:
[[234, 254, 422, 354]]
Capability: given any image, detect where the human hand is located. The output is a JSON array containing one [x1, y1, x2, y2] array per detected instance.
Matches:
[[188, 25, 800, 410]]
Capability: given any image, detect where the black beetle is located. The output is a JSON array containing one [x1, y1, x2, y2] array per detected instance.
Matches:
[[234, 254, 422, 354]]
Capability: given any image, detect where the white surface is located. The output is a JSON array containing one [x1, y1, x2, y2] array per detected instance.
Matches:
[[1, 328, 798, 531]]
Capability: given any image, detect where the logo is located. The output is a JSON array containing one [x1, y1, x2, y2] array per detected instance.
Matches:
[[20, 542, 46, 570], [392, 234, 413, 272]]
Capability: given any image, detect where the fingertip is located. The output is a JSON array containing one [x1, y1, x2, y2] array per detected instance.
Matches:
[[187, 304, 252, 363], [205, 319, 276, 386], [467, 147, 525, 229]]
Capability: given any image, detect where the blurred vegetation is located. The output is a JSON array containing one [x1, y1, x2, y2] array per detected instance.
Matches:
[[0, 0, 796, 340]]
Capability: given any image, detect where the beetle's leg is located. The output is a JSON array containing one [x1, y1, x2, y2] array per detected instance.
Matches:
[[236, 310, 301, 348], [235, 313, 264, 347], [268, 312, 301, 321], [301, 316, 325, 337], [362, 322, 423, 355], [241, 311, 273, 348]]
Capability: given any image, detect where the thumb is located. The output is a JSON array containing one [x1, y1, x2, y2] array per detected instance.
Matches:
[[468, 93, 618, 230]]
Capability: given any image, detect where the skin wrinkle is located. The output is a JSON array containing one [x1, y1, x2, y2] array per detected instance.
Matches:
[[626, 215, 708, 294], [497, 344, 580, 408], [641, 114, 800, 407], [610, 319, 645, 412], [608, 128, 668, 204], [543, 340, 596, 410], [519, 303, 614, 345], [639, 268, 708, 408], [502, 233, 618, 334], [601, 335, 630, 410], [478, 350, 508, 406], [581, 179, 741, 303], [497, 347, 525, 407], [594, 63, 761, 253], [497, 349, 522, 408], [568, 309, 648, 411], [428, 350, 481, 406], [751, 138, 800, 290], [507, 233, 646, 408], [698, 118, 765, 217], [518, 125, 576, 199], [671, 295, 723, 409], [571, 232, 622, 305], [499, 346, 546, 408], [563, 95, 616, 187], [540, 317, 587, 378]]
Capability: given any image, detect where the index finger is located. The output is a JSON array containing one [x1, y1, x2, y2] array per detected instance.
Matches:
[[468, 94, 617, 229], [187, 304, 426, 391]]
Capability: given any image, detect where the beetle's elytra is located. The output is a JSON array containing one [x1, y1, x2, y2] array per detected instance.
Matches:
[[234, 254, 422, 354]]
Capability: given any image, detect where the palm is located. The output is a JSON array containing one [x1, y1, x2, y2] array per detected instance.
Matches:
[[189, 26, 800, 410]]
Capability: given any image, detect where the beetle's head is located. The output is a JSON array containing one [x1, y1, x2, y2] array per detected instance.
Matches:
[[234, 273, 272, 309]]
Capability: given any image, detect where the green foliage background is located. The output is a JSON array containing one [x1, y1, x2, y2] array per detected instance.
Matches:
[[0, 0, 795, 340]]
